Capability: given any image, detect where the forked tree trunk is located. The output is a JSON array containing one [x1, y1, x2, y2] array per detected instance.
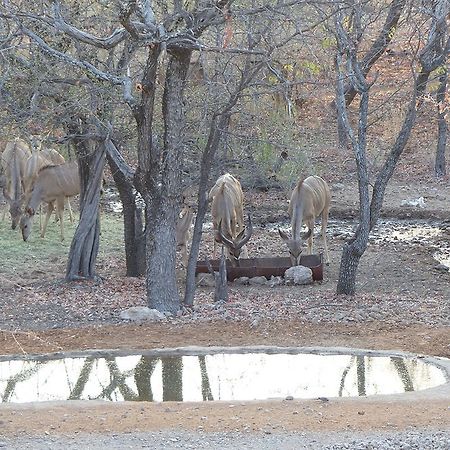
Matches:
[[66, 139, 105, 280], [344, 0, 406, 106]]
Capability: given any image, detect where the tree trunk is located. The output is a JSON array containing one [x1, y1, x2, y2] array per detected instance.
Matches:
[[336, 235, 367, 295], [183, 113, 231, 307], [105, 139, 146, 276], [344, 0, 406, 106], [434, 68, 448, 177], [66, 139, 105, 280], [145, 49, 192, 313]]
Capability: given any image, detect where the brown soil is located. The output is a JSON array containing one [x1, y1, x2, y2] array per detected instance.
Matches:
[[2, 102, 450, 439]]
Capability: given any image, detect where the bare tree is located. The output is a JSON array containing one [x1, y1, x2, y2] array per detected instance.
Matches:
[[434, 66, 448, 177], [334, 0, 449, 295]]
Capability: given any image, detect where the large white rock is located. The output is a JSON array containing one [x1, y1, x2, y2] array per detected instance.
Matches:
[[284, 265, 313, 285], [120, 306, 167, 322]]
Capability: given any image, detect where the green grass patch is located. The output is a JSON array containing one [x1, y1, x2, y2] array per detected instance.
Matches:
[[0, 211, 124, 280]]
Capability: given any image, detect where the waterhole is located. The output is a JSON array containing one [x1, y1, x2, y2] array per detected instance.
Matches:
[[0, 348, 447, 403], [274, 218, 450, 267]]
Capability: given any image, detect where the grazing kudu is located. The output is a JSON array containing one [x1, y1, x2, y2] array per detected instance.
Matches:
[[279, 175, 331, 265], [20, 161, 80, 241], [209, 173, 253, 266], [176, 204, 194, 268], [1, 139, 31, 229], [23, 145, 73, 223]]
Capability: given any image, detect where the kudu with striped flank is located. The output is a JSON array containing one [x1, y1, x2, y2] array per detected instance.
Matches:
[[20, 161, 80, 242], [23, 145, 74, 223], [1, 139, 31, 229], [209, 173, 253, 266], [279, 175, 331, 265]]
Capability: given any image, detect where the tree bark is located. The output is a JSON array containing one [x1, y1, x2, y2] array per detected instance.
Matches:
[[183, 113, 231, 307], [334, 0, 444, 294], [344, 0, 406, 106], [145, 48, 192, 313], [105, 138, 146, 276], [434, 68, 448, 177], [66, 137, 105, 280]]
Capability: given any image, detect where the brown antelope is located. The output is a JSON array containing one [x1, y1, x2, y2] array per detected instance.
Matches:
[[176, 204, 194, 267], [209, 173, 253, 266], [1, 139, 31, 229], [23, 145, 73, 223], [20, 161, 80, 242], [279, 175, 330, 265]]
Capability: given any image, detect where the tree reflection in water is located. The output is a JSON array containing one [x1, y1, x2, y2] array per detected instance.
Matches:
[[0, 352, 444, 403]]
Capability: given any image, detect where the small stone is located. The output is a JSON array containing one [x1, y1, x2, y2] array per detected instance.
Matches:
[[433, 264, 449, 272], [284, 266, 313, 285], [234, 276, 250, 285], [119, 307, 166, 322], [249, 276, 268, 286], [267, 276, 284, 287]]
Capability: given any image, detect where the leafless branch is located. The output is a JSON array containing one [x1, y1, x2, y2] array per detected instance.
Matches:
[[20, 26, 137, 108], [52, 1, 127, 49]]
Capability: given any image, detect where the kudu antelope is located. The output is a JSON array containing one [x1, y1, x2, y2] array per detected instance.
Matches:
[[176, 203, 194, 267], [23, 145, 74, 223], [20, 161, 80, 242], [279, 175, 330, 265], [209, 173, 253, 266], [1, 139, 31, 229]]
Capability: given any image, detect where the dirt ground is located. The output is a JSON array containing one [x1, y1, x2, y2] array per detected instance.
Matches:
[[1, 176, 450, 438]]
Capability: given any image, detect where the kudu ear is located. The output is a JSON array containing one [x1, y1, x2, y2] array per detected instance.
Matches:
[[278, 229, 289, 241]]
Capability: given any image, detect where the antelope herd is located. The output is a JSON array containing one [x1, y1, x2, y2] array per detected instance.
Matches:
[[1, 138, 331, 268], [1, 138, 79, 242]]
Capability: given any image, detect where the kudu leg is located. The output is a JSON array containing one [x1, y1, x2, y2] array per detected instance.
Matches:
[[41, 202, 54, 238], [306, 220, 314, 255], [321, 209, 330, 264], [56, 197, 65, 241], [66, 198, 74, 223]]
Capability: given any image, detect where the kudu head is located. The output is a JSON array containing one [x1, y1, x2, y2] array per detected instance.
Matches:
[[19, 207, 34, 241], [218, 215, 253, 266], [3, 189, 22, 230], [278, 228, 312, 266]]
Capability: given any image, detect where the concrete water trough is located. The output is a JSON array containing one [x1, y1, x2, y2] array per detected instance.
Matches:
[[195, 254, 323, 282]]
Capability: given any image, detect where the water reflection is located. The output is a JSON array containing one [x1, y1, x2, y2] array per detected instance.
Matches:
[[0, 352, 446, 403]]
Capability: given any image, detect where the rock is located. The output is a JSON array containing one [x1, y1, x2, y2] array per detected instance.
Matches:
[[267, 276, 284, 287], [119, 306, 166, 322], [433, 264, 449, 273], [284, 266, 313, 285], [196, 273, 216, 287], [249, 276, 268, 285], [400, 196, 426, 208], [234, 276, 250, 285]]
